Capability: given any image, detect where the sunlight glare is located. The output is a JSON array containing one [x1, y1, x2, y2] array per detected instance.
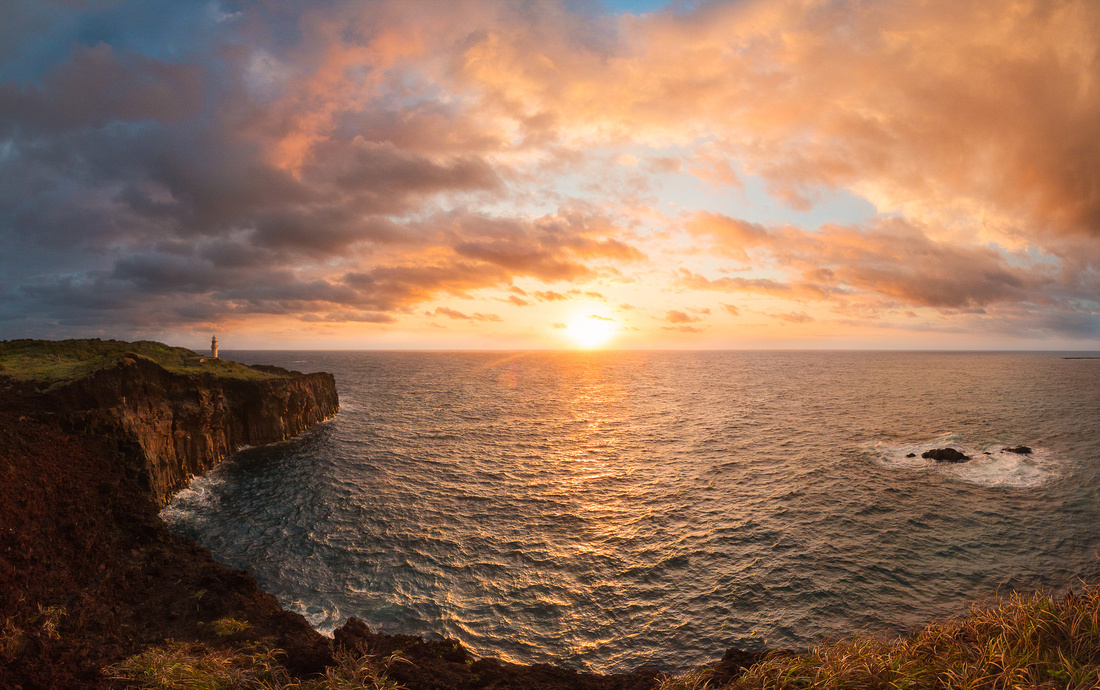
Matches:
[[566, 314, 617, 348]]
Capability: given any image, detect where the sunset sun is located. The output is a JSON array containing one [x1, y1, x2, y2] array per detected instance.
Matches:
[[566, 314, 617, 349]]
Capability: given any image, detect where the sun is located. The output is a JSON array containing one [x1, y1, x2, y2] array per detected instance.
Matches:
[[565, 313, 617, 349]]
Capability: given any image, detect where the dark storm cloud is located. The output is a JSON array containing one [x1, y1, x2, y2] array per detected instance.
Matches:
[[112, 252, 223, 293], [0, 43, 204, 133], [0, 0, 620, 337]]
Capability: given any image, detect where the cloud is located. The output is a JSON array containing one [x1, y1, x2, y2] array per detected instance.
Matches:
[[534, 290, 568, 301], [475, 0, 1100, 240], [1, 0, 1099, 345], [301, 311, 395, 323], [0, 42, 203, 133], [680, 214, 1061, 312], [771, 311, 814, 324], [664, 309, 701, 324], [677, 269, 793, 296], [429, 307, 503, 322], [452, 211, 645, 282]]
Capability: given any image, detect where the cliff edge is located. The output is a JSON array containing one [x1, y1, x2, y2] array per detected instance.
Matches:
[[44, 353, 339, 507], [0, 338, 338, 507]]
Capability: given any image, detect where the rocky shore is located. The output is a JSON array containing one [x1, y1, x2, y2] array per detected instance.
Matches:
[[0, 340, 760, 688]]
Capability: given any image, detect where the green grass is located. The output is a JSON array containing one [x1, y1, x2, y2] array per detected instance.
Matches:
[[665, 582, 1100, 689], [0, 338, 281, 386], [210, 617, 252, 638]]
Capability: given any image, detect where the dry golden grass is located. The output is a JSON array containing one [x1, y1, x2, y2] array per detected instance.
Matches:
[[669, 583, 1100, 690], [108, 583, 1100, 689], [106, 643, 407, 690]]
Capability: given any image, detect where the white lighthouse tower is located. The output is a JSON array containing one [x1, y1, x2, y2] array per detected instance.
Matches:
[[211, 335, 219, 359]]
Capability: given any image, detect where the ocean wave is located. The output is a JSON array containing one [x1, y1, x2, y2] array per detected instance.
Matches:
[[168, 351, 1100, 674]]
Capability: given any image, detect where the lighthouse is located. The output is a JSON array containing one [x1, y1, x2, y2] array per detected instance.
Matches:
[[211, 335, 219, 359]]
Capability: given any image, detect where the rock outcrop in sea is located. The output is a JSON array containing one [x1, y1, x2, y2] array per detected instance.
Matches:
[[921, 447, 970, 463]]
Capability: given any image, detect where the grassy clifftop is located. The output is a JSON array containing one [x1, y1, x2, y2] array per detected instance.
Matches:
[[0, 338, 279, 386]]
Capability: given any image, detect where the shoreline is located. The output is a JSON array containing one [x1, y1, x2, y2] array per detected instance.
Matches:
[[0, 342, 700, 687], [4, 339, 1097, 688]]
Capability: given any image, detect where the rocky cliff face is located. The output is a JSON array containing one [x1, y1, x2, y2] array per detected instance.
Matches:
[[40, 354, 339, 507]]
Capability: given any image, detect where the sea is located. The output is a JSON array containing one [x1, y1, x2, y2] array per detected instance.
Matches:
[[162, 350, 1100, 674]]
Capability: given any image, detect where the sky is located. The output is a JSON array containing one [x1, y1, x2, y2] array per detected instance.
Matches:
[[1, 0, 1099, 351]]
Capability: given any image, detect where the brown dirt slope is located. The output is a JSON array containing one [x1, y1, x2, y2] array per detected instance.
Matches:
[[0, 386, 332, 687]]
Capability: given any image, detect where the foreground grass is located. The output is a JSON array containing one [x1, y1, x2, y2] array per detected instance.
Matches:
[[106, 584, 1100, 689], [106, 643, 406, 689], [0, 338, 279, 385], [667, 584, 1100, 690]]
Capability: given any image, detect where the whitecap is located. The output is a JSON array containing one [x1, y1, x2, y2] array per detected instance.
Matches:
[[159, 466, 229, 522], [287, 599, 341, 634], [942, 447, 1053, 488], [869, 437, 1054, 488]]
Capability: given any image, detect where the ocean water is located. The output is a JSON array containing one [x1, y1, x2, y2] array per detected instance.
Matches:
[[163, 351, 1100, 673]]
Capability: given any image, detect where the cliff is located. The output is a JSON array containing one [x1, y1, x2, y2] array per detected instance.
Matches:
[[0, 340, 340, 687], [38, 353, 339, 506]]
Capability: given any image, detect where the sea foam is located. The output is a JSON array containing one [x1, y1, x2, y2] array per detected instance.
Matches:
[[872, 437, 1054, 488]]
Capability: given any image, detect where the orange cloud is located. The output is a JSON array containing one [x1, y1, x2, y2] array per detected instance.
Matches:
[[6, 0, 1100, 346], [453, 0, 1100, 241], [665, 309, 702, 324], [429, 307, 503, 322], [680, 214, 1057, 313]]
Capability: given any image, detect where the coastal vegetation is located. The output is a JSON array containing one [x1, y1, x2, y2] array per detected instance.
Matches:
[[674, 584, 1100, 689], [99, 583, 1100, 689], [106, 644, 407, 689], [0, 338, 280, 386]]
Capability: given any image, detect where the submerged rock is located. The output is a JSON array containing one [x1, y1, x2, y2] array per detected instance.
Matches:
[[905, 453, 916, 458], [922, 447, 970, 463], [1002, 445, 1033, 455]]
